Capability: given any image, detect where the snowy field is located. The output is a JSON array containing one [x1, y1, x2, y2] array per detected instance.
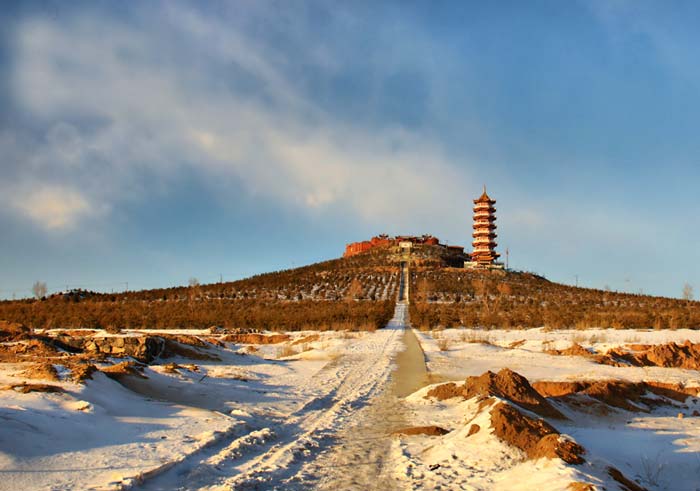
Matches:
[[2, 316, 700, 490], [0, 307, 406, 491]]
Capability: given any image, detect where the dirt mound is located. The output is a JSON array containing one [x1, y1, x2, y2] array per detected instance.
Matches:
[[101, 361, 147, 379], [0, 321, 30, 342], [424, 369, 566, 419], [68, 363, 98, 382], [161, 338, 220, 361], [2, 383, 65, 394], [533, 379, 696, 412], [222, 333, 290, 344], [607, 466, 648, 491], [0, 338, 63, 362], [546, 343, 597, 358], [19, 363, 59, 381], [425, 382, 463, 400], [392, 425, 449, 436], [292, 334, 320, 345], [603, 341, 700, 370], [489, 402, 585, 464], [463, 369, 565, 419]]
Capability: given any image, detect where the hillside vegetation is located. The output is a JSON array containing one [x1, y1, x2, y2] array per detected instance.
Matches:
[[0, 250, 403, 331], [409, 268, 700, 330], [2, 244, 697, 331]]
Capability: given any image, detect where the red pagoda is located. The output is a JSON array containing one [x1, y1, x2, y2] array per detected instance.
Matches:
[[468, 186, 501, 267]]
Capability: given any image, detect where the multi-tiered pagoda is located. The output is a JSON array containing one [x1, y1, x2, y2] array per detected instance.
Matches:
[[467, 186, 502, 268]]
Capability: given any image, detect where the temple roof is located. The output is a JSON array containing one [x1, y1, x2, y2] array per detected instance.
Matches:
[[473, 185, 496, 204]]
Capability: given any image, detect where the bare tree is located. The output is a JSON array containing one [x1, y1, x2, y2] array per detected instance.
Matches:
[[188, 277, 201, 303], [32, 281, 47, 299], [682, 283, 694, 301]]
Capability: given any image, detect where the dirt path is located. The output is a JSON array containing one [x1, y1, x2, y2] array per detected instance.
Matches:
[[304, 303, 429, 490]]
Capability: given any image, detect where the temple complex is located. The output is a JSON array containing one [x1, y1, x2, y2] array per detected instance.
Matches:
[[344, 234, 463, 258], [466, 186, 503, 269]]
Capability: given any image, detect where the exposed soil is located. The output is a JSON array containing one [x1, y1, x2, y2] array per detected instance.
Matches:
[[221, 333, 291, 344], [567, 482, 596, 491], [467, 423, 480, 436], [0, 321, 31, 342], [2, 383, 65, 394], [604, 341, 700, 370], [532, 379, 698, 412], [607, 466, 648, 491], [489, 402, 585, 464], [19, 362, 59, 381], [292, 334, 320, 345], [427, 368, 565, 419], [392, 425, 449, 436], [101, 361, 148, 379]]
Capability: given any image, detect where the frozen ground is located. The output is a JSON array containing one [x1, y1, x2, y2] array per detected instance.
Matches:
[[0, 304, 408, 491], [3, 314, 700, 490]]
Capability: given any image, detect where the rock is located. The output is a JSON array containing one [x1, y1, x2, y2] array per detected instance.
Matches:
[[467, 424, 480, 436]]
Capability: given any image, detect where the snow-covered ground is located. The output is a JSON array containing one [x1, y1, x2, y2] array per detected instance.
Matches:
[[4, 315, 700, 490], [0, 306, 407, 491], [392, 327, 700, 491], [416, 327, 700, 386]]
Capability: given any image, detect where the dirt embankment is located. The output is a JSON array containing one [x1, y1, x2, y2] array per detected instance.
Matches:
[[532, 379, 698, 412], [489, 402, 585, 464], [426, 368, 565, 419], [222, 333, 290, 344], [547, 340, 700, 371]]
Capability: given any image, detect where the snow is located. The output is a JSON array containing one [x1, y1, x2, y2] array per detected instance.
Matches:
[[4, 314, 700, 490], [0, 306, 406, 490]]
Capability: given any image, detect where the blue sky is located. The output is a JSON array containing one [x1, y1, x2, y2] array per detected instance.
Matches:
[[1, 0, 698, 299]]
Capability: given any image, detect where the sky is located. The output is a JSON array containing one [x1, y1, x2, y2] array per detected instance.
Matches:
[[1, 0, 699, 299]]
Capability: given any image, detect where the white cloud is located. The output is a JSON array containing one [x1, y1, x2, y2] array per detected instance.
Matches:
[[10, 185, 92, 230], [4, 6, 472, 233]]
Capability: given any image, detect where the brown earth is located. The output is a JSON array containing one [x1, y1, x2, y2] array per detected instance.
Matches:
[[489, 402, 585, 464], [425, 381, 462, 400], [392, 425, 449, 436], [607, 466, 648, 491], [532, 380, 697, 412], [101, 361, 147, 379], [0, 321, 31, 342], [292, 334, 320, 345], [222, 333, 291, 344], [567, 483, 596, 491], [425, 369, 566, 419], [602, 341, 700, 370], [2, 383, 65, 394], [508, 339, 526, 349], [467, 424, 480, 436], [19, 362, 59, 381], [546, 343, 597, 358]]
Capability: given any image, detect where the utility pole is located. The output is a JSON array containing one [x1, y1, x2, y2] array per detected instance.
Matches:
[[575, 275, 579, 287], [505, 248, 509, 270], [219, 273, 223, 283], [125, 282, 128, 292]]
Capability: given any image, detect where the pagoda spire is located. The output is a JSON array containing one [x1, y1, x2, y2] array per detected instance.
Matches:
[[469, 186, 500, 267]]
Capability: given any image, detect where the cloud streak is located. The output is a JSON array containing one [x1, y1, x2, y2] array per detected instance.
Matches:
[[3, 3, 470, 233]]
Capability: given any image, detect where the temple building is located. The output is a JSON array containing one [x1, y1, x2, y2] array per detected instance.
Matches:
[[466, 186, 504, 269]]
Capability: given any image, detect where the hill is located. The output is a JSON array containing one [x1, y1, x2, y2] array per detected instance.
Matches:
[[1, 243, 698, 331], [409, 267, 700, 330]]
